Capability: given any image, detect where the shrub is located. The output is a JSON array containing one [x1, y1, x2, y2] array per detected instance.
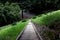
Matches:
[[32, 16, 36, 19], [22, 19, 27, 22], [11, 22, 16, 25], [0, 2, 20, 26]]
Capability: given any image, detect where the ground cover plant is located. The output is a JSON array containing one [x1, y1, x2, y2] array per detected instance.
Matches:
[[0, 20, 28, 40], [32, 10, 60, 26], [32, 10, 60, 40]]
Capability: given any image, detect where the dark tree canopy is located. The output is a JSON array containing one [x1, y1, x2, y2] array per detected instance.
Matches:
[[0, 0, 60, 26], [19, 0, 60, 15], [0, 2, 20, 26]]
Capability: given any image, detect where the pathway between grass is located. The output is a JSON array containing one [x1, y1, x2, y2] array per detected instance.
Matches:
[[18, 20, 39, 40]]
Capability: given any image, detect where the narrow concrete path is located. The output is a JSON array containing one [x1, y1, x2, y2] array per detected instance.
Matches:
[[19, 20, 39, 40]]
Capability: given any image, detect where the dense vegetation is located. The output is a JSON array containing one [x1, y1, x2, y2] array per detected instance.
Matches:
[[19, 0, 60, 15], [32, 10, 60, 26], [32, 10, 60, 40], [0, 2, 20, 26], [0, 2, 28, 39], [0, 21, 28, 40], [0, 0, 60, 15], [0, 0, 60, 40]]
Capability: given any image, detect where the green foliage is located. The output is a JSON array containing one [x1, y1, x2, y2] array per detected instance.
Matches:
[[32, 10, 60, 40], [11, 22, 16, 25], [22, 19, 27, 22], [32, 16, 36, 19], [0, 0, 60, 14], [20, 0, 60, 14], [0, 21, 28, 40], [32, 10, 60, 26], [0, 2, 20, 26]]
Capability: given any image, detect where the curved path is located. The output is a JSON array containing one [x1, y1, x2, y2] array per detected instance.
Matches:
[[18, 20, 39, 40]]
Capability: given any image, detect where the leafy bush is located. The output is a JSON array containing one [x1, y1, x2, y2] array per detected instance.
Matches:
[[22, 19, 27, 22], [0, 2, 20, 26], [11, 22, 16, 25], [20, 0, 60, 14], [32, 16, 36, 19]]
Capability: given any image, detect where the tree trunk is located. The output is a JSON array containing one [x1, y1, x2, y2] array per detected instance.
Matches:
[[22, 10, 23, 19]]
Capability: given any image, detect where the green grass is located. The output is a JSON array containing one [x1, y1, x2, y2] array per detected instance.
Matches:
[[0, 21, 28, 40], [32, 10, 60, 40], [32, 10, 60, 26]]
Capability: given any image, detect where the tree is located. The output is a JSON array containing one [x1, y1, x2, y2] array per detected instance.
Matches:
[[19, 0, 60, 15], [0, 2, 20, 26]]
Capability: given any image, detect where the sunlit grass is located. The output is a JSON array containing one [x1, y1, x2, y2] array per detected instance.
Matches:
[[32, 10, 60, 40], [32, 10, 60, 26], [0, 21, 28, 40]]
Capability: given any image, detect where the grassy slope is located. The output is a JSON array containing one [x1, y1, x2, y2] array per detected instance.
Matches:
[[0, 21, 28, 40], [32, 10, 60, 26], [32, 10, 60, 40]]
